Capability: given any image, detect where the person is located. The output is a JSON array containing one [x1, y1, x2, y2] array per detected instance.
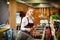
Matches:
[[21, 8, 34, 34], [16, 8, 35, 40]]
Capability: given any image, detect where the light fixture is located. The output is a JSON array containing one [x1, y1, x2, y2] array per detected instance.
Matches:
[[16, 0, 53, 8], [36, 3, 52, 8], [7, 0, 10, 4]]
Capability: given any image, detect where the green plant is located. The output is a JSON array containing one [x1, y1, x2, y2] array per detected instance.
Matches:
[[50, 13, 60, 20]]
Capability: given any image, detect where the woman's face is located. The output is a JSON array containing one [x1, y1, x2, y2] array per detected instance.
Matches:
[[29, 9, 33, 16]]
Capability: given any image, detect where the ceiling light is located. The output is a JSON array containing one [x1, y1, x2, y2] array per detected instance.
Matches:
[[7, 0, 10, 4]]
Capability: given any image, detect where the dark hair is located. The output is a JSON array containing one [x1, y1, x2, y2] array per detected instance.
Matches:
[[17, 11, 23, 17]]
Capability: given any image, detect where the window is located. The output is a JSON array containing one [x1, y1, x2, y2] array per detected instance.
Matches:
[[16, 12, 21, 24]]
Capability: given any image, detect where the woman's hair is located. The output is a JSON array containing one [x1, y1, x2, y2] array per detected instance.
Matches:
[[26, 7, 34, 16]]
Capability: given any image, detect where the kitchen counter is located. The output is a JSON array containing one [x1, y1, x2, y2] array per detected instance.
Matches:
[[0, 27, 10, 33], [0, 25, 10, 40]]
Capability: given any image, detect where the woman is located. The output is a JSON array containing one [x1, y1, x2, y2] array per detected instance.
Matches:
[[21, 8, 34, 34], [16, 8, 35, 40]]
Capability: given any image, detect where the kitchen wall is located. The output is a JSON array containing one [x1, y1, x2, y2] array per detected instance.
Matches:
[[16, 2, 58, 25], [0, 0, 9, 24]]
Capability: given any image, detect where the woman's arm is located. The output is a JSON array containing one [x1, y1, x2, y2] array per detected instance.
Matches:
[[21, 17, 31, 31], [21, 17, 28, 30]]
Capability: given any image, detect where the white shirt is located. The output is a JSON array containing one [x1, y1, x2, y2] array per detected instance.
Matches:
[[21, 16, 34, 31]]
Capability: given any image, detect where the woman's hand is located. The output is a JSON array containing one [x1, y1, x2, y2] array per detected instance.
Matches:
[[33, 25, 36, 28], [25, 28, 31, 32], [25, 28, 34, 32]]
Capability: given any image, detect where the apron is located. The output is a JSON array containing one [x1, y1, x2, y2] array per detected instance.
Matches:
[[24, 17, 34, 28], [22, 17, 34, 35]]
